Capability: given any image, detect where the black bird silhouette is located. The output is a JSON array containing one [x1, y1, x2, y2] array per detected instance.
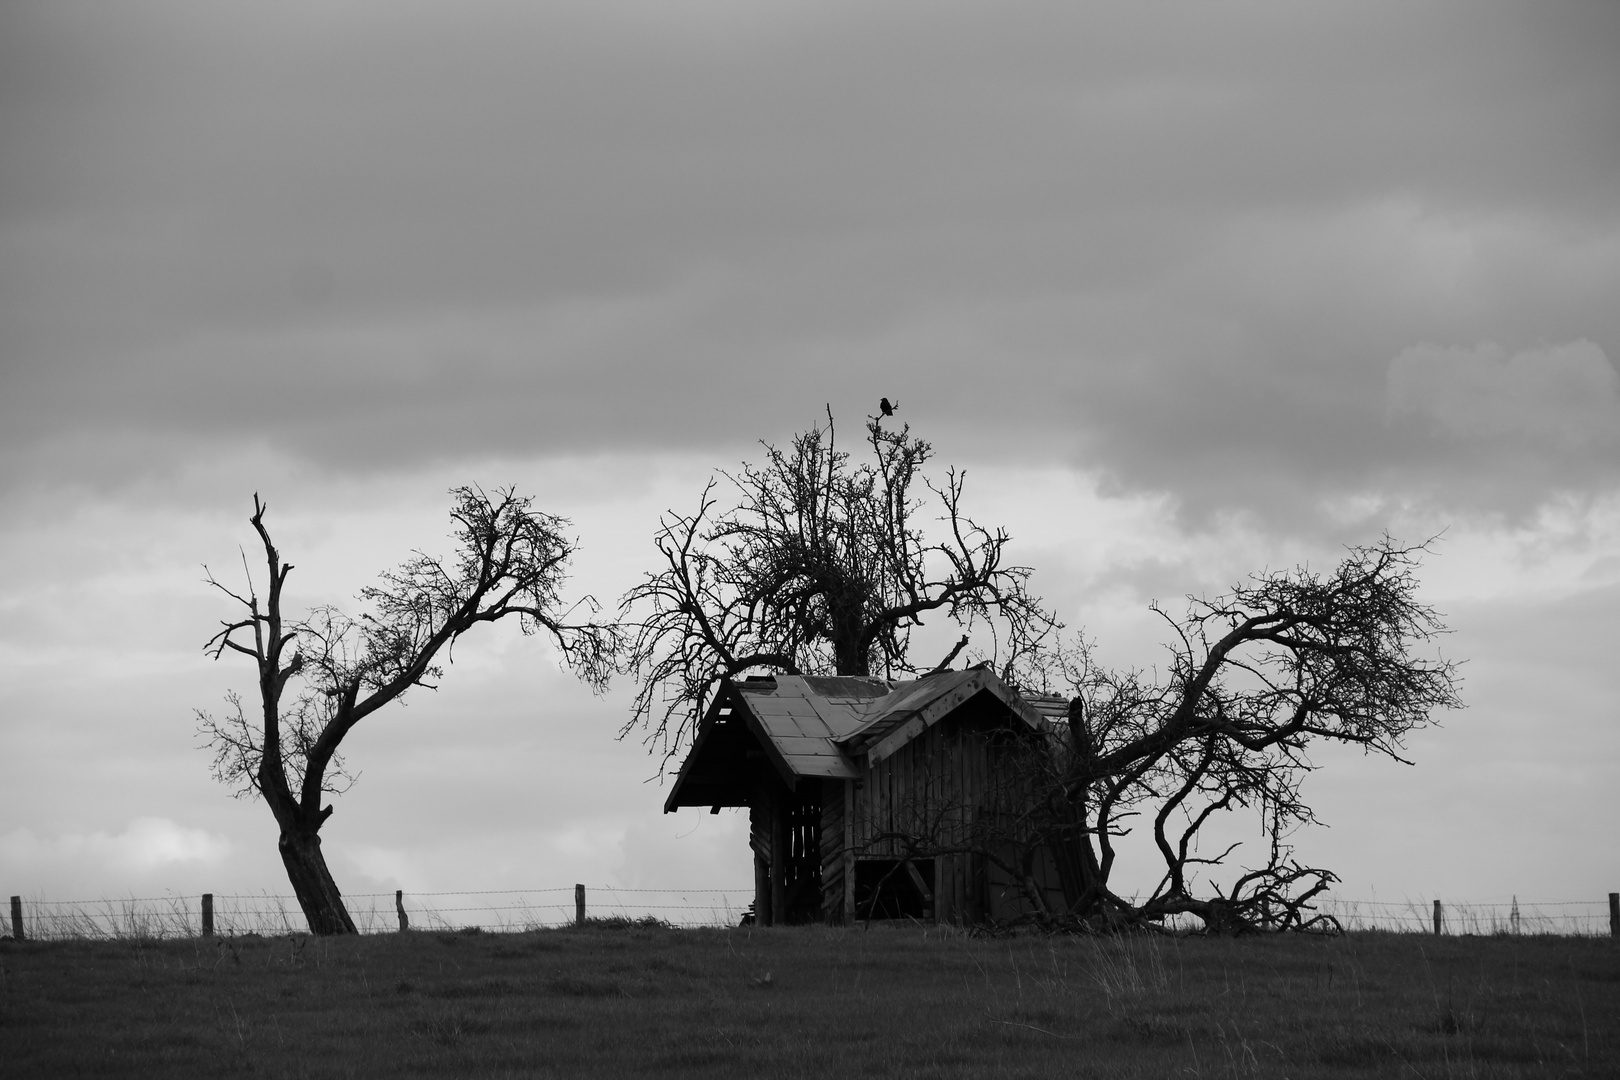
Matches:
[[879, 397, 897, 417]]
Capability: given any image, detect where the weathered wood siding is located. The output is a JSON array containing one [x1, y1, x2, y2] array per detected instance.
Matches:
[[748, 793, 772, 926], [818, 778, 846, 922], [844, 691, 1043, 924]]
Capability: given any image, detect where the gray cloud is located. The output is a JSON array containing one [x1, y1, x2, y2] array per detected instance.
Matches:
[[9, 1, 1620, 914], [2, 0, 1617, 527], [1388, 340, 1620, 448]]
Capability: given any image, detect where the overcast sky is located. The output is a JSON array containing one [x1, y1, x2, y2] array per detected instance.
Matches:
[[2, 1, 1617, 921]]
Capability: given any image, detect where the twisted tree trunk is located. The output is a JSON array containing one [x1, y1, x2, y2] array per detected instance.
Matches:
[[1051, 696, 1111, 922], [279, 827, 356, 935]]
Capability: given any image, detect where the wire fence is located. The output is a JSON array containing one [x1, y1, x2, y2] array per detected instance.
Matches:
[[5, 887, 753, 941], [1318, 897, 1614, 937], [5, 889, 1614, 941]]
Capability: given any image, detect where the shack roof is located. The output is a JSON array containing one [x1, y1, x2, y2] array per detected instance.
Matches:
[[664, 665, 1062, 812]]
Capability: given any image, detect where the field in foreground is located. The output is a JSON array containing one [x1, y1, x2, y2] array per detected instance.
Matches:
[[2, 924, 1616, 1078]]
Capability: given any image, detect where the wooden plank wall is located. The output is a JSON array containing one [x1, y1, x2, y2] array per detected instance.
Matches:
[[818, 779, 845, 923], [852, 710, 998, 852], [846, 703, 989, 924], [748, 798, 771, 925], [842, 696, 1059, 925], [983, 842, 1068, 921]]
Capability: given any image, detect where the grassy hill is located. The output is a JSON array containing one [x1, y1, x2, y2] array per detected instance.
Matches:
[[3, 922, 1615, 1077]]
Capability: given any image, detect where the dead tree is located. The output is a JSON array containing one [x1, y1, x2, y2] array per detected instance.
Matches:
[[197, 487, 620, 935], [619, 409, 1058, 764], [1037, 538, 1462, 933], [847, 539, 1460, 934]]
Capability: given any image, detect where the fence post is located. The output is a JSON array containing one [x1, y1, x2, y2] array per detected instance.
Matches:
[[1609, 893, 1617, 939], [9, 896, 21, 942], [1433, 899, 1443, 935], [396, 889, 408, 932], [575, 884, 586, 927], [201, 894, 214, 938]]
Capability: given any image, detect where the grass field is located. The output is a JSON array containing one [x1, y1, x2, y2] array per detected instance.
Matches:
[[3, 922, 1616, 1078]]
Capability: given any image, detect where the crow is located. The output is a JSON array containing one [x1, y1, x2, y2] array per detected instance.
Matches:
[[879, 397, 897, 417]]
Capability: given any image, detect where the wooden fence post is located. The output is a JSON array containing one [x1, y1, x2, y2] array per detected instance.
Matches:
[[1609, 893, 1617, 939], [575, 884, 586, 926], [9, 895, 21, 942], [395, 889, 408, 932], [201, 894, 214, 938], [1433, 899, 1443, 935]]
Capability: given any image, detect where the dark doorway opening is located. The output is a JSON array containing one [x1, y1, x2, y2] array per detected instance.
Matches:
[[782, 789, 823, 924], [854, 859, 935, 920]]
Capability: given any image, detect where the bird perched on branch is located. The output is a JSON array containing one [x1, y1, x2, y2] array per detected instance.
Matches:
[[879, 397, 898, 417]]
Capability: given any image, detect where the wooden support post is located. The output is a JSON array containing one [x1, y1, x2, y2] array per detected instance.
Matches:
[[201, 893, 214, 938], [575, 883, 586, 927], [770, 793, 787, 927], [395, 889, 408, 932], [843, 780, 856, 926], [754, 853, 770, 927], [1433, 899, 1443, 935], [9, 895, 21, 942], [1609, 893, 1618, 938]]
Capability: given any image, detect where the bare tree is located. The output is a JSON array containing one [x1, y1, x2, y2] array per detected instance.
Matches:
[[977, 538, 1462, 932], [619, 409, 1059, 763], [197, 487, 620, 935]]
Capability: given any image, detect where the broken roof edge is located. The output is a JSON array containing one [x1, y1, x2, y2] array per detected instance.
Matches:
[[950, 663, 1069, 732], [834, 665, 1052, 758], [660, 693, 726, 813], [663, 678, 832, 812]]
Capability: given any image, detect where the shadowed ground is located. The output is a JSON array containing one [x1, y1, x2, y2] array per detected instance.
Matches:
[[3, 923, 1615, 1077]]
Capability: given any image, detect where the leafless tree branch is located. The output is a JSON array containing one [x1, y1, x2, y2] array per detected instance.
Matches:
[[196, 486, 624, 934], [617, 409, 1060, 769]]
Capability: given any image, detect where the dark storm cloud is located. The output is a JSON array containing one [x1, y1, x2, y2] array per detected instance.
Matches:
[[2, 1, 1617, 521]]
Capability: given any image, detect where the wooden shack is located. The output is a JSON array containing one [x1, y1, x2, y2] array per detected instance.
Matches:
[[663, 665, 1069, 925]]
